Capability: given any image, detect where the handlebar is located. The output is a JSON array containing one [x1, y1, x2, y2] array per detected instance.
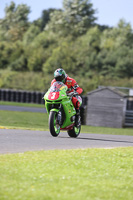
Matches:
[[67, 91, 78, 97]]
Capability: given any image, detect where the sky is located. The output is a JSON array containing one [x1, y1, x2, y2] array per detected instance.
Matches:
[[0, 0, 133, 28]]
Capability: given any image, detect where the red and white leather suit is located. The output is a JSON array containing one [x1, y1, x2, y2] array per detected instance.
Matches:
[[51, 75, 83, 109]]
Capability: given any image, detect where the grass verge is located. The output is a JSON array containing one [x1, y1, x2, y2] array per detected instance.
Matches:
[[0, 110, 48, 131], [0, 110, 133, 135], [82, 125, 133, 136], [0, 148, 133, 200], [0, 101, 44, 108]]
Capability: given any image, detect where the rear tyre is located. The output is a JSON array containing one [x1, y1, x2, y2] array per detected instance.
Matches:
[[67, 125, 81, 138], [49, 111, 60, 137]]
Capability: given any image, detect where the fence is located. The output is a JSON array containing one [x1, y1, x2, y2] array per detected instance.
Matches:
[[0, 89, 45, 104]]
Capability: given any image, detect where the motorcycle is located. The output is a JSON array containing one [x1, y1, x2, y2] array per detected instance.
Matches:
[[43, 81, 81, 137]]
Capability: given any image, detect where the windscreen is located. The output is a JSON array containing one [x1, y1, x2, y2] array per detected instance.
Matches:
[[50, 81, 67, 92]]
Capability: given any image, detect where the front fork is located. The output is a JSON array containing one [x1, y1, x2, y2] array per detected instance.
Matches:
[[57, 110, 62, 125], [50, 104, 63, 126]]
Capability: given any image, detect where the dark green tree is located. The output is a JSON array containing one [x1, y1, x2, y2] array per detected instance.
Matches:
[[45, 0, 97, 36], [23, 24, 40, 45], [40, 9, 61, 31], [0, 1, 30, 41]]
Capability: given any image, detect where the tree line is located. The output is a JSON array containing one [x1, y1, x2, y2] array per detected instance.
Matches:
[[0, 0, 133, 92]]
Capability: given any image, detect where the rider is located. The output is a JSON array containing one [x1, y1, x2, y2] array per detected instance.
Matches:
[[51, 68, 83, 127]]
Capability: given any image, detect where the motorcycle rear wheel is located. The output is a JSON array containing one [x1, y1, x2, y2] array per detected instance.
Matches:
[[67, 126, 81, 138], [49, 111, 60, 137]]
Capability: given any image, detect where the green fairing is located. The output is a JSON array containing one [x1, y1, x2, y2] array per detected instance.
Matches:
[[44, 82, 76, 129]]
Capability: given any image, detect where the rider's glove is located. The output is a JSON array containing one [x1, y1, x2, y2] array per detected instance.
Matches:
[[67, 91, 78, 97]]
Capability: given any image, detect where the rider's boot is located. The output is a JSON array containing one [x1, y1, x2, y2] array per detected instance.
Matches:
[[75, 109, 81, 128]]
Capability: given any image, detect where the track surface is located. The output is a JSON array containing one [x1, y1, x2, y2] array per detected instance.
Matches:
[[0, 129, 133, 154], [0, 105, 46, 113]]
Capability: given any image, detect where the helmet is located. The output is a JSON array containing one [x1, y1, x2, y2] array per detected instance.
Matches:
[[54, 68, 67, 83]]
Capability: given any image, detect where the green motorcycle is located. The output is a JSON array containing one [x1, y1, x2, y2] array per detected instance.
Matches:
[[44, 81, 81, 137]]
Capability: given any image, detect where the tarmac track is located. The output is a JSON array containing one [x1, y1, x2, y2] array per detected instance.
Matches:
[[0, 129, 133, 154], [0, 105, 46, 113]]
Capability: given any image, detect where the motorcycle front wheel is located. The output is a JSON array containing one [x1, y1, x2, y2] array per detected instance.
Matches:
[[49, 111, 60, 137], [67, 126, 81, 138]]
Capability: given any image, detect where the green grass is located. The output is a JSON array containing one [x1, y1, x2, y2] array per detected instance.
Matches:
[[0, 110, 48, 131], [0, 101, 44, 108], [0, 148, 133, 200], [0, 110, 133, 135], [82, 125, 133, 136]]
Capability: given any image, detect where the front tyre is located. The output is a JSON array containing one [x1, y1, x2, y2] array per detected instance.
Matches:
[[67, 126, 81, 138], [49, 111, 60, 137]]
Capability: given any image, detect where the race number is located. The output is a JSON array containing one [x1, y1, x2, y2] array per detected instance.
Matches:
[[51, 92, 56, 99], [48, 92, 59, 100]]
